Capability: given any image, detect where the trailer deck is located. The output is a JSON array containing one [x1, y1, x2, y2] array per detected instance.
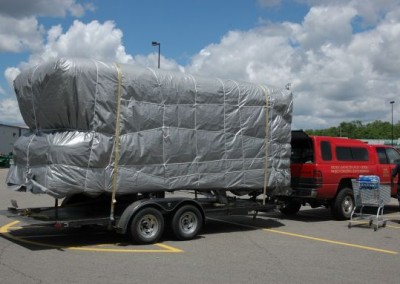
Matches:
[[0, 192, 276, 243]]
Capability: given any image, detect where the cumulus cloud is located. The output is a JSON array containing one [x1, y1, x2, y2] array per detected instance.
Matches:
[[1, 68, 22, 125], [0, 98, 23, 125], [4, 67, 21, 89], [187, 0, 400, 129], [188, 25, 295, 85], [133, 54, 184, 72], [0, 16, 44, 52], [0, 0, 94, 54], [295, 6, 357, 49], [14, 19, 185, 74], [299, 0, 400, 26], [0, 0, 92, 18], [41, 20, 132, 63]]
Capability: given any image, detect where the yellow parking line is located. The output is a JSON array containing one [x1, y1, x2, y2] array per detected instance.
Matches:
[[68, 243, 183, 253], [0, 220, 20, 233], [155, 243, 184, 253], [0, 221, 63, 249], [209, 217, 398, 255], [0, 221, 183, 253], [264, 228, 397, 255]]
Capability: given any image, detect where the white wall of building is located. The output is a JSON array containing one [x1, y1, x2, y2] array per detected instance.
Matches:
[[361, 138, 400, 146], [0, 124, 29, 155]]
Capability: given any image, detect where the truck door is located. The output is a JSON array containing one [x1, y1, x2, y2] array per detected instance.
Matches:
[[375, 147, 400, 196]]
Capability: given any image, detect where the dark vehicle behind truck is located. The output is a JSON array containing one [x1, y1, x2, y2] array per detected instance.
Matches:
[[0, 153, 12, 168]]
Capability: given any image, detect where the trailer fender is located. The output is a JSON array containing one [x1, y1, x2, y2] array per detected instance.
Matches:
[[115, 198, 204, 235]]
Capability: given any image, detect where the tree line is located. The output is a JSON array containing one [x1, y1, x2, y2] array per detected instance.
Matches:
[[304, 120, 400, 139]]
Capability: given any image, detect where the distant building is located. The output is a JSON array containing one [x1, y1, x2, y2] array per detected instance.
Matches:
[[0, 123, 29, 155]]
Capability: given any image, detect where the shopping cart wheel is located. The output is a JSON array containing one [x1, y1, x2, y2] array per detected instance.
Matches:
[[368, 220, 373, 227], [348, 223, 351, 229], [382, 221, 387, 228], [374, 225, 378, 231]]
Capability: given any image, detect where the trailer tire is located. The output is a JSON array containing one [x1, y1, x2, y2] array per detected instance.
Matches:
[[331, 188, 354, 220], [171, 205, 203, 241], [129, 207, 164, 244]]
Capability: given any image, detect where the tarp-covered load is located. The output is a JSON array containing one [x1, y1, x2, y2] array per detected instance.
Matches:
[[7, 58, 292, 199]]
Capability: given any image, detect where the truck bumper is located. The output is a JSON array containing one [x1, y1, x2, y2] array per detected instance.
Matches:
[[289, 188, 318, 198]]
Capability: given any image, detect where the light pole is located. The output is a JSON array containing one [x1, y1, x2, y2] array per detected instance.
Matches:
[[151, 41, 160, 69], [390, 101, 395, 146]]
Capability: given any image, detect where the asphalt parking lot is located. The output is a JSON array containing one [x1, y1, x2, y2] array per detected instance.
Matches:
[[1, 168, 400, 284]]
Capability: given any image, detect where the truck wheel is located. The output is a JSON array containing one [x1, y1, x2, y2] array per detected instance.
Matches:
[[171, 205, 203, 241], [280, 201, 301, 215], [129, 207, 164, 244], [331, 188, 354, 220]]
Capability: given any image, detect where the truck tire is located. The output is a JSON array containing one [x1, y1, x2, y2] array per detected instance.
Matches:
[[171, 205, 203, 241], [129, 207, 164, 244], [280, 201, 301, 216], [331, 188, 354, 220]]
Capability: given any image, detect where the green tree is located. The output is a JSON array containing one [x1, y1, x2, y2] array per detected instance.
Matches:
[[304, 120, 400, 140]]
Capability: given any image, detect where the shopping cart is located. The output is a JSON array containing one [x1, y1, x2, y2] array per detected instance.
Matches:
[[348, 178, 391, 231]]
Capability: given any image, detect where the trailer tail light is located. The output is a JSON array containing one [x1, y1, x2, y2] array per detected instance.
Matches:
[[313, 170, 323, 188], [54, 222, 63, 230]]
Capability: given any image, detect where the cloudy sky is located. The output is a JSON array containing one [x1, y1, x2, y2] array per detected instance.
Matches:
[[0, 0, 399, 130]]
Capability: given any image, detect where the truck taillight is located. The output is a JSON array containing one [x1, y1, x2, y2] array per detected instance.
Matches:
[[313, 170, 323, 188]]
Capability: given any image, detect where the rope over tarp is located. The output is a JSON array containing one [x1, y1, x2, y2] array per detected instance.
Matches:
[[260, 85, 271, 205], [8, 58, 292, 200], [110, 63, 123, 222]]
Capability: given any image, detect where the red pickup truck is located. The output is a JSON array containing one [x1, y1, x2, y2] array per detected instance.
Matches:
[[280, 131, 400, 220]]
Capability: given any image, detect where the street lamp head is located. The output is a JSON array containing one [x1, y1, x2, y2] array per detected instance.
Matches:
[[390, 100, 395, 146], [151, 41, 161, 69]]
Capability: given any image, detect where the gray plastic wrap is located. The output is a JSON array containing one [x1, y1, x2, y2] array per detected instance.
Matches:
[[7, 58, 292, 198]]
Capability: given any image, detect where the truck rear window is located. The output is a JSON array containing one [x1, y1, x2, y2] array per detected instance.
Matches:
[[336, 147, 369, 161], [377, 147, 400, 164], [320, 141, 332, 161]]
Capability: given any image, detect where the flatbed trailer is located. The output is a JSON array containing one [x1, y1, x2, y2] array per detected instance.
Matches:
[[0, 192, 276, 244]]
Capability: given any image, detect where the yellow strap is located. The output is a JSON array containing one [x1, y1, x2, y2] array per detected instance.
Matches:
[[260, 85, 270, 205], [110, 63, 123, 222]]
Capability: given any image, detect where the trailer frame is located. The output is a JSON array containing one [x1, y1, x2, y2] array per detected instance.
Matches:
[[0, 191, 276, 244]]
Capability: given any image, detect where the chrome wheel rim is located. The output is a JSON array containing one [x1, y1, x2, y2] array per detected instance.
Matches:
[[179, 212, 198, 234], [138, 214, 159, 239]]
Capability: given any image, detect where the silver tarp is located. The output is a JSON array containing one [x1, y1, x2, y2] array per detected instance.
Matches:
[[7, 58, 292, 198]]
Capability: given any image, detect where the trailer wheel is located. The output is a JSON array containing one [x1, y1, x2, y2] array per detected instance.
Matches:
[[171, 205, 203, 241], [129, 207, 164, 244], [331, 188, 354, 220]]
